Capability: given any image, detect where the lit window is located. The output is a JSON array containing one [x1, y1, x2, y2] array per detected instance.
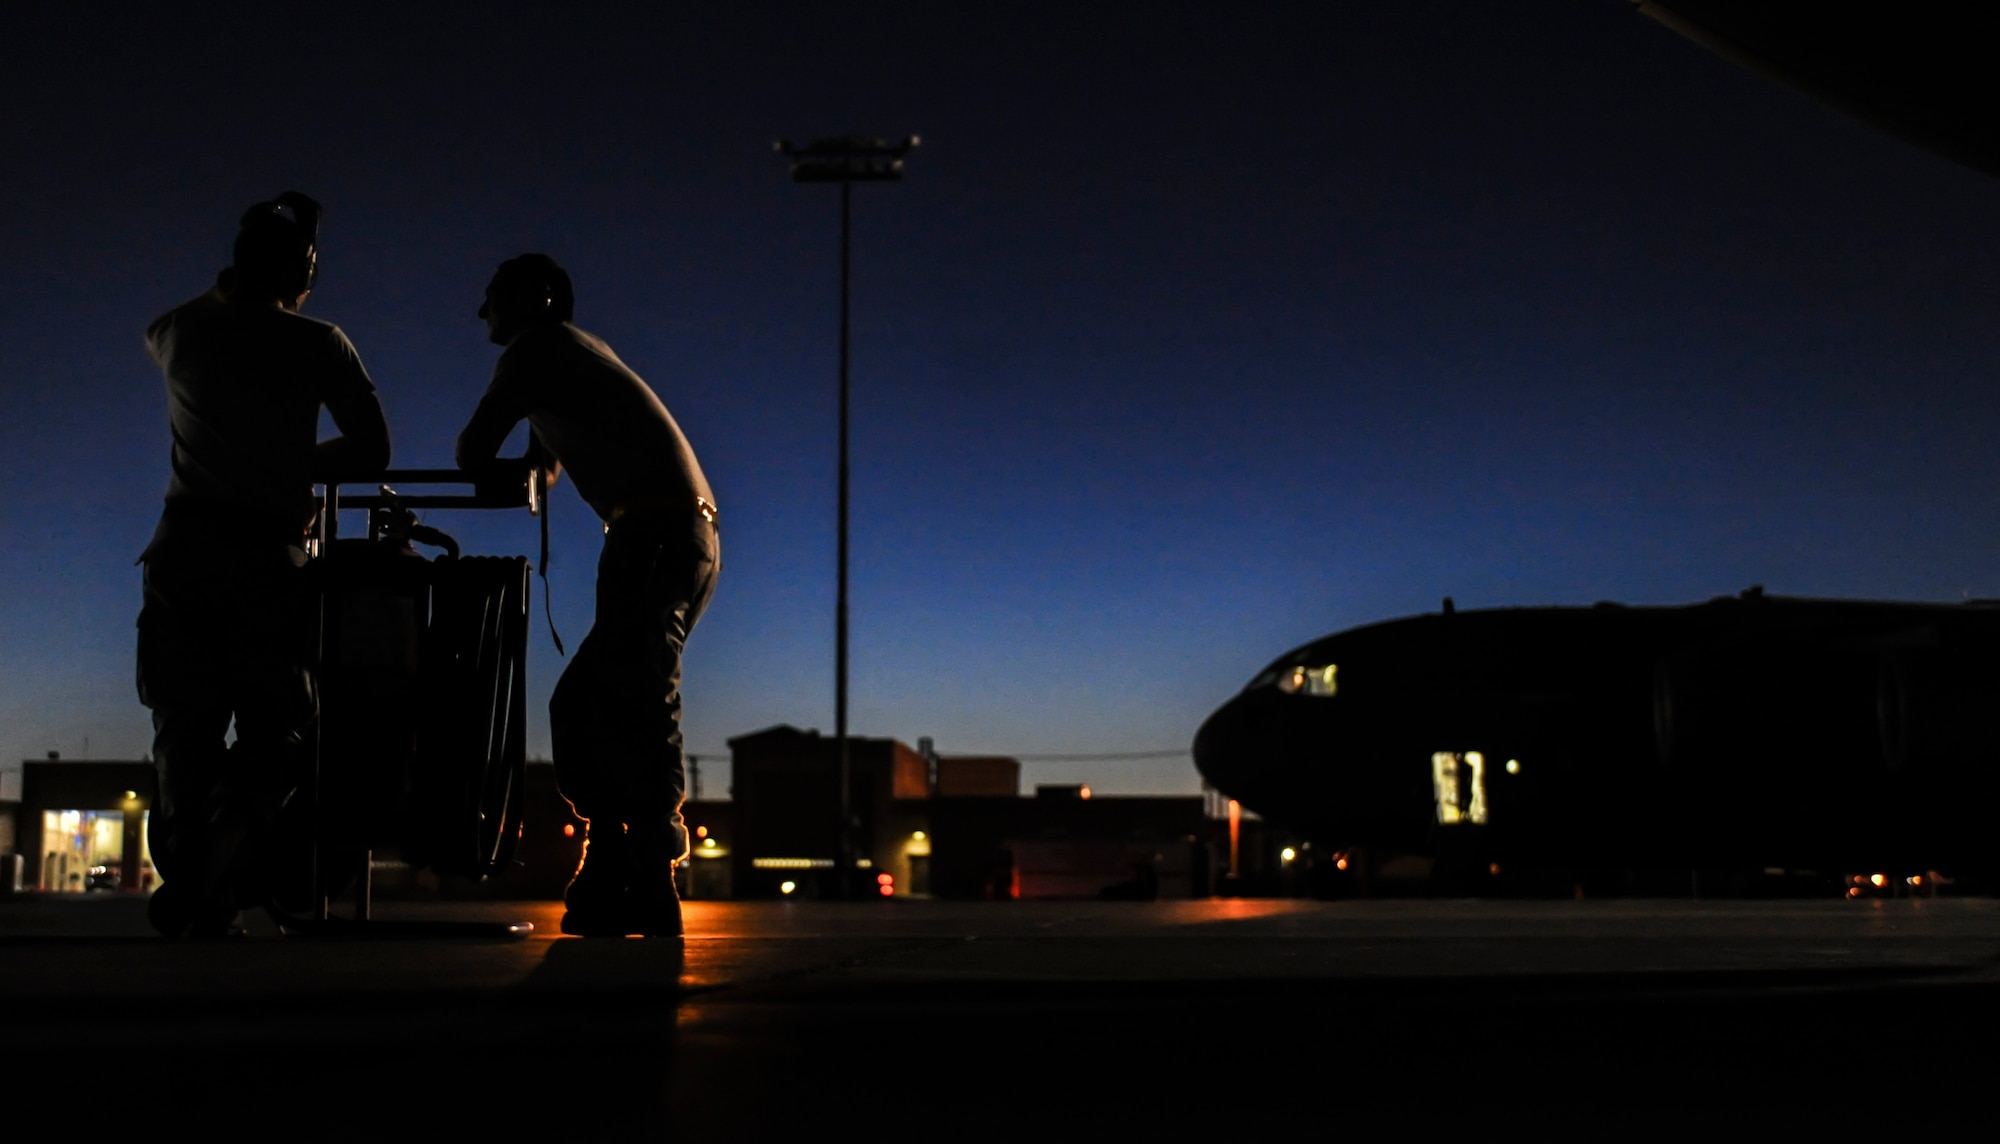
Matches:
[[1430, 751, 1489, 825], [1274, 664, 1338, 697], [41, 809, 126, 893]]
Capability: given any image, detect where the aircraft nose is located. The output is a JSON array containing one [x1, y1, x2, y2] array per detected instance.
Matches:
[[1192, 696, 1255, 797]]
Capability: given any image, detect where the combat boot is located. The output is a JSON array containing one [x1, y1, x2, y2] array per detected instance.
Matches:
[[561, 824, 636, 937], [624, 819, 684, 938], [148, 794, 251, 939]]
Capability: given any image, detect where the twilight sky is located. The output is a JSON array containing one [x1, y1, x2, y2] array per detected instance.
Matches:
[[4, 2, 1998, 796]]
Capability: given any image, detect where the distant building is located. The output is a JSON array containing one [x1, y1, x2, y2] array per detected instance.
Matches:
[[725, 725, 928, 898], [3, 736, 1234, 905], [4, 756, 156, 895], [724, 725, 1222, 900], [935, 756, 1019, 797], [1, 755, 589, 902]]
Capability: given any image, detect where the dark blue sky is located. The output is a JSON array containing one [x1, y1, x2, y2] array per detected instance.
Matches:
[[5, 2, 1998, 794]]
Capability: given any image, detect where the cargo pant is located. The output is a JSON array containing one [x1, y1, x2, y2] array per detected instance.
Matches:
[[135, 510, 316, 894], [548, 508, 720, 862]]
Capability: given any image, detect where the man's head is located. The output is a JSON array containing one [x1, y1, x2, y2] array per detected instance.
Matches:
[[225, 192, 321, 310], [480, 253, 574, 345]]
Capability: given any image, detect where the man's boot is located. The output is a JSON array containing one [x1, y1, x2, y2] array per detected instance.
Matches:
[[625, 819, 684, 938], [561, 824, 635, 937], [148, 798, 249, 939]]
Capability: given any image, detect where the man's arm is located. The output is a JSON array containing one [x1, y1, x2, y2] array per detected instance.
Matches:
[[311, 331, 392, 483], [457, 389, 561, 487], [455, 388, 519, 471], [313, 386, 391, 482]]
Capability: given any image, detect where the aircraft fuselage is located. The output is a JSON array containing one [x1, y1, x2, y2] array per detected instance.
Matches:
[[1193, 590, 2000, 880]]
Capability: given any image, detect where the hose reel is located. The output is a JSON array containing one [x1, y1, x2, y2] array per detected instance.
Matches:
[[281, 471, 538, 935]]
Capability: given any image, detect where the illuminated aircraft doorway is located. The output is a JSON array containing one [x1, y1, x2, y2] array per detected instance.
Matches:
[[1430, 752, 1489, 825]]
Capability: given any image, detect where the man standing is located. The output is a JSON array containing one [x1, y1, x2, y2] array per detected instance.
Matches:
[[139, 193, 391, 936], [456, 254, 719, 938]]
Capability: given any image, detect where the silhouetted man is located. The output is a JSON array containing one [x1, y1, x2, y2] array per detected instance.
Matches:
[[456, 254, 718, 938], [138, 193, 390, 936]]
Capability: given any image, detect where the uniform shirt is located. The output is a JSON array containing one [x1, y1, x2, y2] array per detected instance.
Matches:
[[147, 291, 381, 531], [456, 322, 713, 522]]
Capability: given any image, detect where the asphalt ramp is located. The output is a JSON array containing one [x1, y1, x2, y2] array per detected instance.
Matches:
[[4, 896, 1997, 1131]]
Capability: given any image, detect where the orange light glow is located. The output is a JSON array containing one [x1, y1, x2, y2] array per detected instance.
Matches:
[[1335, 857, 1348, 871], [1079, 784, 1092, 800], [1910, 875, 1923, 886], [1488, 863, 1501, 875], [876, 873, 892, 885], [878, 884, 894, 897], [563, 824, 575, 837], [1228, 800, 1242, 878], [696, 826, 708, 839], [1871, 873, 1887, 887], [1847, 887, 1861, 898]]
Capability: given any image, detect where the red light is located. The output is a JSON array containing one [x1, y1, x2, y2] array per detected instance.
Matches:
[[876, 873, 893, 885], [563, 824, 575, 837], [878, 884, 894, 897]]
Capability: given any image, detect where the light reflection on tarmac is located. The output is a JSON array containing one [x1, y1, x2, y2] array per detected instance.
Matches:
[[5, 896, 2000, 1127]]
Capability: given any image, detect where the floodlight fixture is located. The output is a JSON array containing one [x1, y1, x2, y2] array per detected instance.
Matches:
[[776, 135, 921, 182]]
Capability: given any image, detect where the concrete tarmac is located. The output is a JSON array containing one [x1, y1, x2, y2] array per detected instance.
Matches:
[[5, 894, 1999, 1131]]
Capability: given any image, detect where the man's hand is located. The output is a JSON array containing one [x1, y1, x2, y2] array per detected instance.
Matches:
[[462, 456, 533, 504]]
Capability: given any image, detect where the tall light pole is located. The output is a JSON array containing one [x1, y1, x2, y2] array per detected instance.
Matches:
[[776, 134, 918, 896]]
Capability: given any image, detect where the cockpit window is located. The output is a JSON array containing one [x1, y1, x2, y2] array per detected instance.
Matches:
[[1272, 663, 1337, 696]]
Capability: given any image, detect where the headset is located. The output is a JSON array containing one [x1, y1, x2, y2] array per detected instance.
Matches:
[[237, 190, 323, 298]]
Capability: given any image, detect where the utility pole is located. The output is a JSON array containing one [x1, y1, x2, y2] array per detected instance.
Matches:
[[776, 135, 918, 897]]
